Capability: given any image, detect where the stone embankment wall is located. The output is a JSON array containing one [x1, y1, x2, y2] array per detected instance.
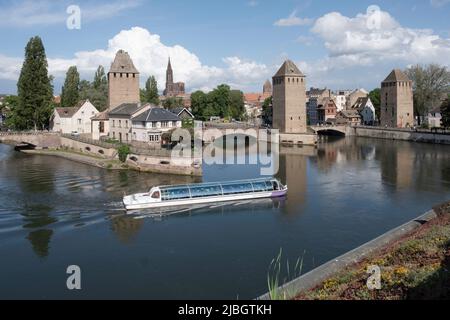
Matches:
[[352, 126, 450, 145]]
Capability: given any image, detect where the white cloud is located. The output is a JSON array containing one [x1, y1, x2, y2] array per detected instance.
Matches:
[[274, 10, 313, 27], [310, 9, 450, 68], [0, 27, 270, 93], [0, 55, 23, 81], [0, 0, 141, 27], [247, 1, 259, 7]]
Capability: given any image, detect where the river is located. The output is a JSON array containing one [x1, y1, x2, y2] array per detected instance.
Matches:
[[0, 136, 449, 299]]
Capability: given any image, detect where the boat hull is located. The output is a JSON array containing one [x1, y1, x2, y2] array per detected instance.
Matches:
[[124, 188, 288, 211]]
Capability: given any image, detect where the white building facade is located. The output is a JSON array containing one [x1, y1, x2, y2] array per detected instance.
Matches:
[[51, 100, 99, 134]]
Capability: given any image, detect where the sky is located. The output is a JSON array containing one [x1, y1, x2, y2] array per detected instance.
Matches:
[[0, 0, 449, 95]]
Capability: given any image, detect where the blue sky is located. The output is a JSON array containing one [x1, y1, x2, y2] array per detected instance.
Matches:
[[0, 0, 449, 94]]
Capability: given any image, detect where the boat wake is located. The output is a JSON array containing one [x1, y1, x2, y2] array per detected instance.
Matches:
[[127, 197, 286, 220]]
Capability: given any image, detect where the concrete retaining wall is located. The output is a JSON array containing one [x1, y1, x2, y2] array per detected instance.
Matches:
[[60, 137, 117, 159], [353, 127, 450, 145], [127, 153, 202, 176]]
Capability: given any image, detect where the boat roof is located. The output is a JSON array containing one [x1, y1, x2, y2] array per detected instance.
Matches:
[[156, 178, 280, 190]]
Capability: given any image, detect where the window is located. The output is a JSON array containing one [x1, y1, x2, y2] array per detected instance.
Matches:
[[162, 121, 168, 127], [126, 133, 129, 141], [112, 120, 115, 128], [119, 120, 122, 128], [78, 119, 82, 125], [152, 122, 157, 128], [172, 121, 177, 127], [113, 132, 116, 139], [99, 121, 105, 133], [125, 120, 128, 128]]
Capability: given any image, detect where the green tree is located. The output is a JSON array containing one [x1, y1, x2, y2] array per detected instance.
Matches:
[[93, 65, 107, 90], [209, 84, 231, 118], [162, 97, 183, 110], [15, 36, 54, 130], [117, 144, 130, 163], [229, 90, 245, 120], [61, 66, 80, 108], [79, 66, 109, 111], [262, 96, 273, 125], [2, 95, 19, 128], [369, 88, 381, 121], [405, 64, 450, 125], [191, 90, 207, 120], [141, 76, 159, 105], [441, 98, 450, 128]]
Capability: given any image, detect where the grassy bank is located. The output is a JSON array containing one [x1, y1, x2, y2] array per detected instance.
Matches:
[[295, 202, 450, 300]]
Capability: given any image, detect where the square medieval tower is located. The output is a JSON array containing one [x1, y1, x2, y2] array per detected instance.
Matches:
[[108, 50, 140, 111], [272, 60, 307, 134], [380, 69, 414, 128]]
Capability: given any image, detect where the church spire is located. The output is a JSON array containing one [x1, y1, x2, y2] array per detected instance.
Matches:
[[166, 57, 173, 87]]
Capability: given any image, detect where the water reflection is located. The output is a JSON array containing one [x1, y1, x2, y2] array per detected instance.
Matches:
[[1, 137, 450, 299]]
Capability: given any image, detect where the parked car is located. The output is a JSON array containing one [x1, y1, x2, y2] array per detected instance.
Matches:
[[71, 131, 80, 137]]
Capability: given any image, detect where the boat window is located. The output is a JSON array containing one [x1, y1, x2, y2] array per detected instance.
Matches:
[[151, 191, 160, 199], [190, 185, 222, 198], [162, 187, 191, 201], [222, 183, 253, 195], [252, 181, 272, 192]]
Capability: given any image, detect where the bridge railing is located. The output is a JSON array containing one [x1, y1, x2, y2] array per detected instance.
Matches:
[[0, 130, 59, 136]]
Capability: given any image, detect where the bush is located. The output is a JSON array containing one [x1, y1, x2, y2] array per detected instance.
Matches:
[[117, 144, 130, 163]]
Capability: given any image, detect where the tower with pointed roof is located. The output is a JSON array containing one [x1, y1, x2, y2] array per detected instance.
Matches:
[[380, 69, 414, 128], [108, 50, 140, 111], [164, 57, 185, 97], [272, 60, 307, 133], [263, 79, 272, 95]]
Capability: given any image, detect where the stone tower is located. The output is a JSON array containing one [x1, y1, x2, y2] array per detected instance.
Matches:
[[380, 69, 414, 128], [263, 79, 272, 95], [108, 50, 140, 111], [272, 60, 307, 133]]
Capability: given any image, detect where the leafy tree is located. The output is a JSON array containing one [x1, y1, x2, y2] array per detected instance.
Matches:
[[369, 88, 381, 121], [79, 66, 108, 111], [262, 96, 273, 125], [162, 97, 184, 110], [15, 36, 54, 130], [117, 144, 130, 163], [441, 98, 450, 128], [209, 84, 231, 118], [405, 64, 450, 125], [61, 66, 80, 108], [141, 76, 159, 105], [191, 90, 208, 120], [93, 65, 107, 90], [229, 90, 245, 120], [2, 95, 19, 128], [190, 85, 246, 121]]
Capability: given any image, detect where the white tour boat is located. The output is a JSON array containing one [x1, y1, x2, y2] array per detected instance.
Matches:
[[123, 178, 288, 210]]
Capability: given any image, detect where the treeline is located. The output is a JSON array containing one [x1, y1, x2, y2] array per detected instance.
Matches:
[[190, 84, 246, 121]]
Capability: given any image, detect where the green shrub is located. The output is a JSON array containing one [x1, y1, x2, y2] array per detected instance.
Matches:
[[117, 144, 130, 163]]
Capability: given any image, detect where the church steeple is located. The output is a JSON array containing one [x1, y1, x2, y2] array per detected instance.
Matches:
[[166, 57, 173, 86]]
